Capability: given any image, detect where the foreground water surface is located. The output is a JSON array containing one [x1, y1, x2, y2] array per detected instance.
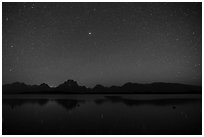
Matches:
[[2, 94, 202, 135]]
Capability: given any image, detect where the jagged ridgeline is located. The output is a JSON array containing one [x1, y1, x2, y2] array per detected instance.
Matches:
[[2, 80, 201, 94]]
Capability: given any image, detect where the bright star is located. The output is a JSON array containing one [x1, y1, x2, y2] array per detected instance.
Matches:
[[88, 32, 92, 35]]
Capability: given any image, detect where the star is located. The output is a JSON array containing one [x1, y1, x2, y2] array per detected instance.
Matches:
[[31, 3, 35, 9], [194, 64, 201, 67], [122, 18, 126, 22], [9, 68, 13, 72], [88, 32, 92, 35]]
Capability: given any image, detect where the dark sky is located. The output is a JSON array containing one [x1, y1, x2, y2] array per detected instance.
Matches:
[[3, 2, 202, 87]]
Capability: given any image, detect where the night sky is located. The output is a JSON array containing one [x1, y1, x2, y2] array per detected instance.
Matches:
[[2, 2, 202, 87]]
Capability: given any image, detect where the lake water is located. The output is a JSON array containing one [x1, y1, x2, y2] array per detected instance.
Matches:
[[2, 94, 202, 135]]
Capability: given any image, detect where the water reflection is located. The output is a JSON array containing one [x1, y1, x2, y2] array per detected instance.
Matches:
[[95, 96, 201, 107], [2, 95, 202, 135], [55, 99, 85, 111], [3, 95, 201, 110], [3, 98, 86, 111], [3, 99, 49, 109]]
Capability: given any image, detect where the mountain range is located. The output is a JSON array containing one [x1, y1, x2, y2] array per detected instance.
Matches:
[[2, 80, 202, 94]]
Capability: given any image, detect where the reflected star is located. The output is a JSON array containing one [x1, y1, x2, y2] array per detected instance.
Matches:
[[101, 113, 104, 118]]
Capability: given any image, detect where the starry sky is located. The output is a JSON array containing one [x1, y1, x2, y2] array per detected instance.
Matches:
[[2, 2, 202, 87]]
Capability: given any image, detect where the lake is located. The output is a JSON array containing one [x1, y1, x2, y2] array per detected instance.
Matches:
[[2, 94, 202, 135]]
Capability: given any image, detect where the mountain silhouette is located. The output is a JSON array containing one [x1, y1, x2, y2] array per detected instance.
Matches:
[[2, 80, 201, 94], [56, 80, 88, 93]]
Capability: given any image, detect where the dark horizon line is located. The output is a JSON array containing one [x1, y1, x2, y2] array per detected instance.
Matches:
[[2, 80, 202, 88]]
